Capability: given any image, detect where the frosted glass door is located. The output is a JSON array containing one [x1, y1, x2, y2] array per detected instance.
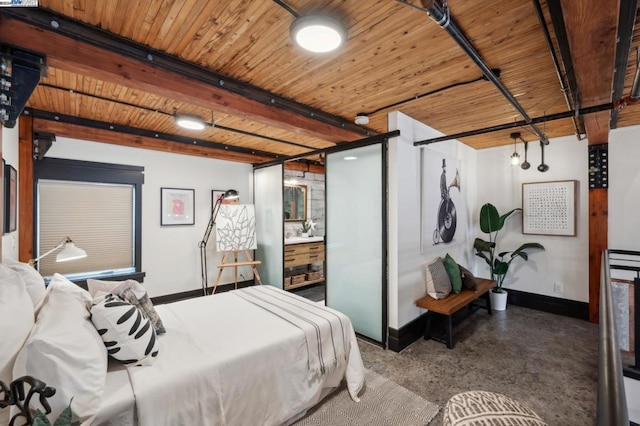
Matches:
[[326, 144, 386, 343], [254, 165, 283, 288]]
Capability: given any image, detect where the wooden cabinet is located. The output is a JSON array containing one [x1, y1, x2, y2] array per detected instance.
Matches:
[[284, 241, 324, 290]]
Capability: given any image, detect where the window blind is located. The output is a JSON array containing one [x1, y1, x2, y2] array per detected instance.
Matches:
[[38, 180, 134, 276]]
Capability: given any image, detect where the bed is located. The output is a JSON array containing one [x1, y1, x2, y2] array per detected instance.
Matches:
[[0, 260, 365, 426]]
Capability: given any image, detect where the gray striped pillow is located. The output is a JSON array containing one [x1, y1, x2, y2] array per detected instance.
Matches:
[[90, 293, 159, 366], [424, 257, 452, 299]]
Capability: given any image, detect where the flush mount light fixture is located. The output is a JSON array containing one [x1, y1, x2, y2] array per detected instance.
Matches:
[[175, 113, 207, 131], [354, 112, 369, 125], [290, 15, 347, 53], [344, 156, 357, 161]]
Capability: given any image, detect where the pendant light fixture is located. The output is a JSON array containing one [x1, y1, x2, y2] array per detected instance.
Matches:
[[290, 15, 347, 53], [510, 132, 521, 166]]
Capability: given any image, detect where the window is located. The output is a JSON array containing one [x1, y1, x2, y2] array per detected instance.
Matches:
[[34, 158, 144, 281]]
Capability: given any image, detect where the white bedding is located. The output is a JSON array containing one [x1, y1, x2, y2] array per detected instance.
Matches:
[[96, 286, 365, 426]]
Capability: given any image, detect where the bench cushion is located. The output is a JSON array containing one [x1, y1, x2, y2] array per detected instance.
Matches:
[[424, 257, 452, 299]]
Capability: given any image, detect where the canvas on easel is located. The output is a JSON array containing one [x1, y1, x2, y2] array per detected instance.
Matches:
[[215, 204, 257, 251], [212, 204, 261, 293]]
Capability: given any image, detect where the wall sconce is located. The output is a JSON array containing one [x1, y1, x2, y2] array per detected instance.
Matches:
[[29, 236, 87, 267], [290, 15, 347, 53]]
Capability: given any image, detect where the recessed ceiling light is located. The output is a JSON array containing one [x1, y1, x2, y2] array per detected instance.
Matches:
[[290, 15, 346, 53], [344, 156, 357, 161], [175, 114, 207, 130]]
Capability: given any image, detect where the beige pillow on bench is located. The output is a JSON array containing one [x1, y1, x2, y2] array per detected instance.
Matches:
[[424, 257, 452, 300]]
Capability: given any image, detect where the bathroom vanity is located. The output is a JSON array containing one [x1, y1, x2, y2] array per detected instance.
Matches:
[[284, 236, 325, 290]]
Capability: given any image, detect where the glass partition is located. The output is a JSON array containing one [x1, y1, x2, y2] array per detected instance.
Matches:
[[254, 165, 283, 288], [326, 144, 386, 343]]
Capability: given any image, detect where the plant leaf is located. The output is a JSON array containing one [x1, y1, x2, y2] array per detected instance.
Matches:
[[53, 407, 73, 426], [53, 399, 73, 426], [493, 261, 509, 276], [33, 410, 51, 426], [473, 238, 494, 253], [479, 203, 500, 233], [511, 243, 545, 258], [497, 208, 521, 230]]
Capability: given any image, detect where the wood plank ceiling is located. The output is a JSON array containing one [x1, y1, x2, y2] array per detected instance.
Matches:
[[1, 0, 637, 165]]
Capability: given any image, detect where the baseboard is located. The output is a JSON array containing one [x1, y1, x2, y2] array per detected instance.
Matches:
[[388, 313, 427, 353], [388, 291, 588, 352], [624, 366, 640, 380], [507, 289, 589, 320], [151, 280, 254, 305]]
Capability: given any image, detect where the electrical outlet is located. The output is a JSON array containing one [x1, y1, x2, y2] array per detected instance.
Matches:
[[553, 282, 563, 294]]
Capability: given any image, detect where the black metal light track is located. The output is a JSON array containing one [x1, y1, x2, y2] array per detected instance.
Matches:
[[25, 108, 281, 160], [37, 83, 318, 151]]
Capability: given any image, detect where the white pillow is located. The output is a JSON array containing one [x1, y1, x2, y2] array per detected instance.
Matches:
[[87, 278, 166, 334], [91, 293, 159, 366], [0, 265, 34, 426], [12, 273, 107, 424], [2, 257, 46, 308]]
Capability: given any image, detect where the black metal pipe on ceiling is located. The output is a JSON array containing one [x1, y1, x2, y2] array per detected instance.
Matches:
[[610, 0, 638, 127], [413, 100, 618, 146], [406, 0, 549, 144], [531, 0, 583, 140]]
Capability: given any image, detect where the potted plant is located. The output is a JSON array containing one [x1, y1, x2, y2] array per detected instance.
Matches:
[[300, 219, 316, 237], [473, 203, 544, 310]]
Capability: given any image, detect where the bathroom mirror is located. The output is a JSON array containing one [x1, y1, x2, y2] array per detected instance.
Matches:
[[284, 184, 307, 222]]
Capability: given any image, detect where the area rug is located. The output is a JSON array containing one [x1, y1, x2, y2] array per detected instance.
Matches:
[[294, 369, 440, 425]]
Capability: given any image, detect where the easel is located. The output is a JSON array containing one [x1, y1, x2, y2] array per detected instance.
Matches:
[[211, 250, 263, 294]]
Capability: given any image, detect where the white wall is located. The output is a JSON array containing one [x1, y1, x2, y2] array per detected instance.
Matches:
[[475, 135, 590, 302], [44, 136, 254, 297], [1, 123, 19, 259], [388, 111, 477, 329], [609, 125, 640, 252]]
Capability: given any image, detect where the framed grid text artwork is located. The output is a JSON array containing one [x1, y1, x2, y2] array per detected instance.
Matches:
[[522, 180, 577, 236]]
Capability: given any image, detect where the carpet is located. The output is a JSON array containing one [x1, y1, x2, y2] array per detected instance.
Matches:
[[294, 369, 440, 425]]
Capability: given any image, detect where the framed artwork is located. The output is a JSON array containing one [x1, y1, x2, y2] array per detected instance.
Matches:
[[4, 162, 17, 233], [160, 187, 195, 226], [211, 189, 226, 210], [212, 189, 240, 210], [522, 180, 577, 236]]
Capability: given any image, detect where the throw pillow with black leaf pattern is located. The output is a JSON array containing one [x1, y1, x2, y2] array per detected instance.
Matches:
[[90, 293, 159, 366]]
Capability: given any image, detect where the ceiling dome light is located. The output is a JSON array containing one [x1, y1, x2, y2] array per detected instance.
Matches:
[[290, 15, 347, 53], [354, 112, 369, 125], [175, 114, 207, 130]]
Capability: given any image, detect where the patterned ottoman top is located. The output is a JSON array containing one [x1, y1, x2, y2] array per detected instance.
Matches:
[[444, 390, 548, 426]]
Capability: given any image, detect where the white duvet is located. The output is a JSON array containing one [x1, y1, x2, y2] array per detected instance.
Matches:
[[124, 287, 365, 426]]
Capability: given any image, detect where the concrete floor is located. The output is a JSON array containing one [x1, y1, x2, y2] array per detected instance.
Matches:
[[358, 305, 600, 425]]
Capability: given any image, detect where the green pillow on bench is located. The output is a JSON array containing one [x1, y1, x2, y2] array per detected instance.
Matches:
[[443, 254, 463, 294]]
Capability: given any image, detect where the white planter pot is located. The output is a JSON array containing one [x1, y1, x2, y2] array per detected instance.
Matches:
[[301, 232, 309, 238], [490, 289, 508, 311]]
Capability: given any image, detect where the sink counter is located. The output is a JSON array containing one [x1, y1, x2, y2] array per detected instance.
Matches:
[[284, 236, 324, 245]]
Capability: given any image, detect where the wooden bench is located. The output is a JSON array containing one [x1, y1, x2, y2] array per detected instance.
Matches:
[[415, 278, 496, 349]]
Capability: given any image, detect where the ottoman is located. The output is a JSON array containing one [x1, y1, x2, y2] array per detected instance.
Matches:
[[443, 390, 547, 425]]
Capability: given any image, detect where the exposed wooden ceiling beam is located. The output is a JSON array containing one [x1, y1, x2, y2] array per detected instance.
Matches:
[[0, 11, 370, 144], [33, 119, 273, 164], [560, 0, 619, 143]]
